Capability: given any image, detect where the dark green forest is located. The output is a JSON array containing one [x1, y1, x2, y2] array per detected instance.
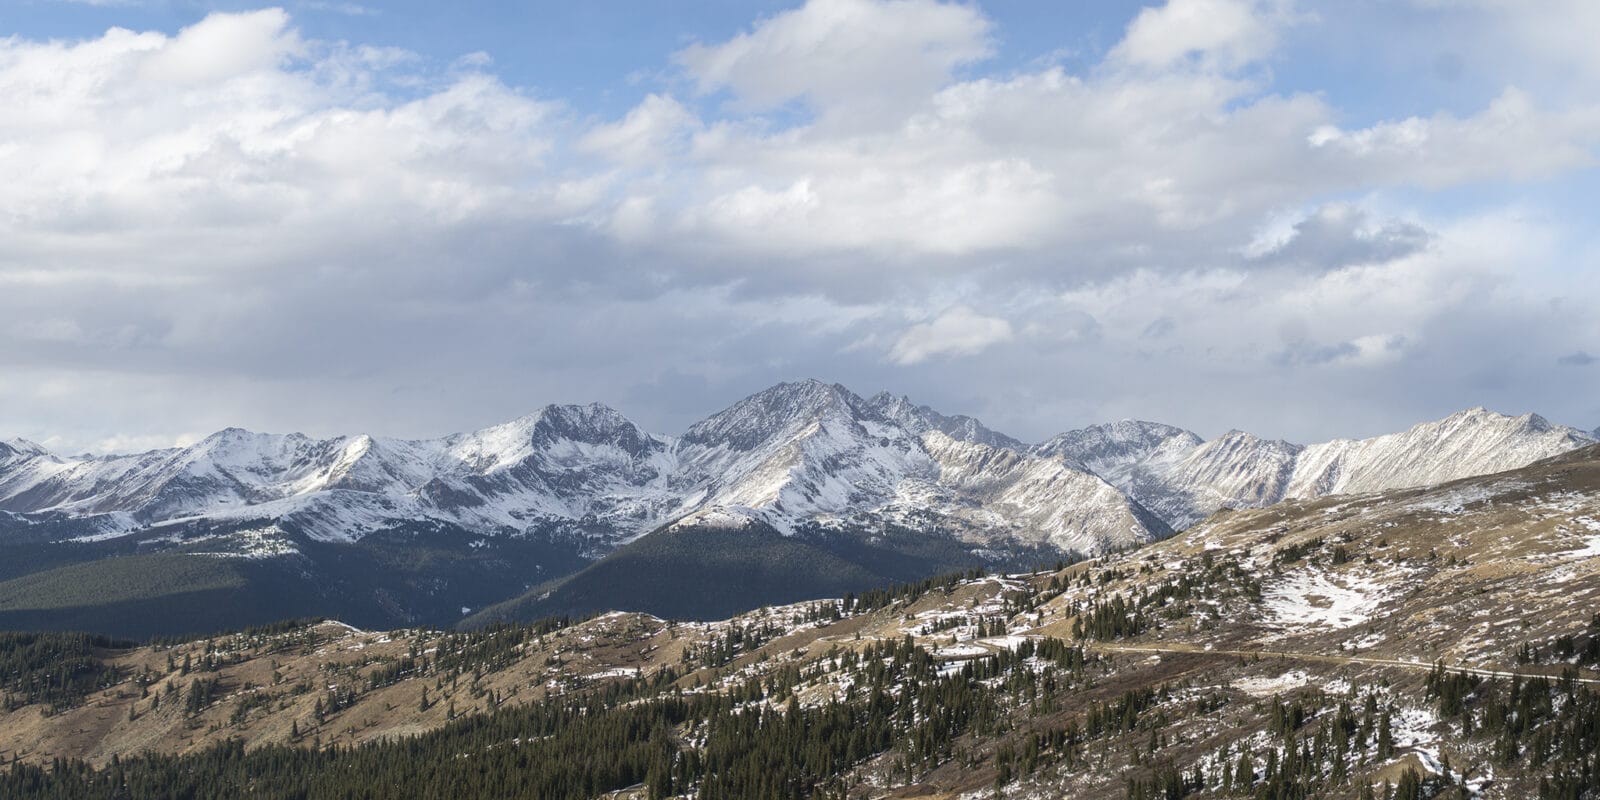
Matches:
[[3, 621, 1598, 799]]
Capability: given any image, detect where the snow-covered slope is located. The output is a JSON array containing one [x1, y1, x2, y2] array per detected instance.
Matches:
[[914, 432, 1168, 553], [667, 381, 1153, 553], [2, 385, 1591, 559], [0, 404, 680, 547], [0, 381, 1167, 557], [1037, 408, 1595, 530], [1285, 408, 1590, 497], [864, 393, 1023, 450], [672, 381, 938, 523], [1033, 420, 1202, 477], [1032, 420, 1203, 526]]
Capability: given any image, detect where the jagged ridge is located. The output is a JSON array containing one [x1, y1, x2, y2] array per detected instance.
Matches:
[[1, 385, 1592, 563]]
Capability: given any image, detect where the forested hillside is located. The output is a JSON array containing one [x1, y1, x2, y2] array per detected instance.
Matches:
[[2, 448, 1599, 798]]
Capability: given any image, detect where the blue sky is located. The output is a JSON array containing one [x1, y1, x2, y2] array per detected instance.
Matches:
[[9, 2, 1520, 123], [1, 0, 1597, 452], [13, 3, 1129, 101]]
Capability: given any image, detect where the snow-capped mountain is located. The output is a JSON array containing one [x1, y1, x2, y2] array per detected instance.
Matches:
[[1034, 420, 1202, 475], [1035, 408, 1596, 529], [863, 392, 1023, 450], [670, 380, 939, 522], [1, 384, 1593, 563], [0, 382, 1155, 556], [666, 381, 1158, 553], [0, 404, 680, 549]]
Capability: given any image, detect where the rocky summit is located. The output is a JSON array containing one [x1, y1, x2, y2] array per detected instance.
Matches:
[[0, 381, 1592, 634], [3, 444, 1598, 798]]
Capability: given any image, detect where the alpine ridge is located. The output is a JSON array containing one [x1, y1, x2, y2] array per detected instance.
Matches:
[[2, 385, 1592, 559], [0, 380, 1163, 559], [7, 443, 1600, 799], [1038, 406, 1596, 529], [0, 381, 1592, 631]]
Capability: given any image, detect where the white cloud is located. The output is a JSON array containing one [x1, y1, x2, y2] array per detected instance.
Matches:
[[0, 12, 558, 248], [889, 306, 1013, 364], [2, 3, 1599, 449], [1245, 204, 1431, 269], [84, 432, 202, 455], [140, 8, 304, 84], [1110, 0, 1285, 71], [1047, 208, 1558, 378], [579, 93, 699, 165], [1308, 88, 1600, 187], [1416, 0, 1600, 86], [1344, 334, 1408, 366], [675, 0, 992, 122], [585, 0, 1598, 272]]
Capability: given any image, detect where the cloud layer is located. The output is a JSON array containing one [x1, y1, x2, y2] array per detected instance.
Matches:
[[1, 0, 1597, 452]]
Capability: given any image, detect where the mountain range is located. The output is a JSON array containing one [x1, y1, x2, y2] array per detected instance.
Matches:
[[0, 379, 1593, 634], [6, 440, 1600, 798]]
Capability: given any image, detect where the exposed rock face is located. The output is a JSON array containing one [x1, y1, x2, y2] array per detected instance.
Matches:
[[3, 384, 1591, 557], [1034, 407, 1594, 529]]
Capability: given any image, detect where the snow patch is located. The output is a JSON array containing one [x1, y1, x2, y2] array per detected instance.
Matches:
[[1233, 670, 1310, 697], [1262, 567, 1406, 634]]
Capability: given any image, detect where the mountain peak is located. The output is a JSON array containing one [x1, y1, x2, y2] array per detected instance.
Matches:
[[769, 378, 859, 403], [865, 391, 912, 414], [1427, 407, 1593, 442], [1032, 420, 1205, 485], [1, 438, 51, 459], [737, 380, 863, 412], [1208, 429, 1298, 450], [1038, 419, 1202, 456], [488, 401, 634, 432], [679, 380, 867, 451], [1437, 406, 1525, 426], [531, 402, 660, 455], [863, 392, 1021, 449], [452, 402, 661, 471], [5, 385, 1594, 565], [1519, 412, 1553, 432], [179, 427, 316, 474]]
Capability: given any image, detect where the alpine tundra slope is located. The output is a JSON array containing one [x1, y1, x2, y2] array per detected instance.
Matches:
[[2, 444, 1599, 798]]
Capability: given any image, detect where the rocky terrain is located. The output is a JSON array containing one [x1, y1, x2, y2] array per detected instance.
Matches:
[[3, 444, 1598, 798], [1036, 407, 1595, 530], [0, 382, 1591, 633]]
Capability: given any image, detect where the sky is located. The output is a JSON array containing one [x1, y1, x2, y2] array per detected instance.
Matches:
[[1, 0, 1598, 454]]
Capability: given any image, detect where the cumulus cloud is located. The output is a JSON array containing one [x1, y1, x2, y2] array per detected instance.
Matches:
[[889, 306, 1014, 365], [1308, 88, 1600, 187], [577, 3, 1600, 287], [1249, 205, 1432, 270], [139, 8, 304, 83], [579, 93, 700, 165], [675, 0, 992, 122], [1273, 334, 1406, 368], [2, 0, 1599, 451], [1110, 0, 1285, 71]]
